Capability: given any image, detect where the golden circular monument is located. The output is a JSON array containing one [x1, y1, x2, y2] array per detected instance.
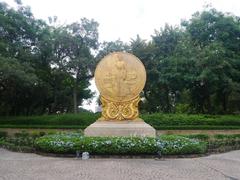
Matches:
[[84, 52, 155, 137], [95, 52, 146, 120]]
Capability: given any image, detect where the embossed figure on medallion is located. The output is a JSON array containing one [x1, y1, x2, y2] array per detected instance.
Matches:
[[95, 52, 146, 120]]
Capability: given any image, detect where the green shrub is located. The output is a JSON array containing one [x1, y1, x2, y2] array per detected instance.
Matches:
[[32, 131, 47, 138], [179, 134, 210, 141], [207, 139, 240, 152], [214, 134, 240, 139], [14, 130, 29, 138], [35, 133, 207, 155], [39, 131, 46, 136], [158, 135, 207, 155], [231, 134, 240, 138], [0, 140, 34, 153], [3, 130, 38, 149], [0, 131, 7, 138], [175, 104, 190, 113], [6, 136, 35, 147]]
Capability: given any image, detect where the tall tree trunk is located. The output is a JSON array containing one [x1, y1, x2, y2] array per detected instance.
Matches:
[[73, 86, 78, 114], [165, 87, 171, 113], [52, 88, 57, 113], [73, 69, 80, 114], [206, 95, 212, 114], [222, 93, 227, 113]]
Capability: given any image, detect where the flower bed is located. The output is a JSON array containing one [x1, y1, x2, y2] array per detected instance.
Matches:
[[35, 133, 207, 155]]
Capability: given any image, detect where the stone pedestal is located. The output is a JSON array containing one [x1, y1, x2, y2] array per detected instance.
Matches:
[[84, 119, 156, 137]]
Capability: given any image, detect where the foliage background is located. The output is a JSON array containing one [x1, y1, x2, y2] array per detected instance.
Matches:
[[0, 1, 240, 116]]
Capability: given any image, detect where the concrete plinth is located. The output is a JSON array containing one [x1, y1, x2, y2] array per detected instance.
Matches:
[[84, 119, 156, 137]]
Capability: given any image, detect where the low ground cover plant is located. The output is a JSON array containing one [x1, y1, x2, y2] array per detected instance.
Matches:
[[0, 130, 45, 152], [0, 131, 7, 138]]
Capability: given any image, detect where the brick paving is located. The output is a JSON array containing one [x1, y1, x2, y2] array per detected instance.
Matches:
[[0, 148, 239, 180]]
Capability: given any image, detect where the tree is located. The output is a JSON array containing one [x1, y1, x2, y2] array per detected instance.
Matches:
[[131, 26, 185, 113], [0, 2, 46, 115], [96, 39, 130, 60], [1, 1, 240, 115], [182, 8, 240, 113], [50, 18, 99, 113], [0, 2, 99, 115]]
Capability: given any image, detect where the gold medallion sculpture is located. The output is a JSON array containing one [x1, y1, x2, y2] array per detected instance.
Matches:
[[95, 52, 146, 121], [84, 52, 156, 137]]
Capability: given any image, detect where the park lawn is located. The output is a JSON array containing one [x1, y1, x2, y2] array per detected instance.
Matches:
[[0, 113, 240, 130]]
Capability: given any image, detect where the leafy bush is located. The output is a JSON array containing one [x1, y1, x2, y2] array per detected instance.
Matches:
[[0, 131, 7, 138], [0, 130, 47, 152], [207, 139, 240, 153], [0, 140, 34, 153], [7, 136, 35, 147], [213, 134, 240, 139], [14, 130, 29, 138], [158, 135, 207, 155], [175, 104, 190, 113], [179, 134, 210, 141], [35, 133, 207, 155]]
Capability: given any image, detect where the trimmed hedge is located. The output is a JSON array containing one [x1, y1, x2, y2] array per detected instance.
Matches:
[[2, 125, 240, 130], [0, 113, 98, 126], [0, 125, 86, 129], [142, 113, 240, 127], [35, 133, 207, 155], [154, 125, 240, 130], [1, 113, 240, 130]]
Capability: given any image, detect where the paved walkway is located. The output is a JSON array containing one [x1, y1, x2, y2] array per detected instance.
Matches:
[[0, 148, 239, 180]]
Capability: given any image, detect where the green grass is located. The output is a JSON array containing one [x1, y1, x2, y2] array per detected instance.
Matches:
[[0, 113, 240, 130]]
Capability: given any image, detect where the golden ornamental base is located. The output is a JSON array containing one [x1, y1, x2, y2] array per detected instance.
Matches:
[[100, 96, 140, 121]]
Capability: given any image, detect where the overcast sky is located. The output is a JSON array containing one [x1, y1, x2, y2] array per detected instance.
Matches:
[[3, 0, 240, 42], [3, 0, 240, 111]]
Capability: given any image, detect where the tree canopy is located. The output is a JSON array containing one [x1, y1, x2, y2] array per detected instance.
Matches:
[[0, 2, 240, 115]]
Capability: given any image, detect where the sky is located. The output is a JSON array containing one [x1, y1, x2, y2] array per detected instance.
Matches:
[[2, 0, 240, 111], [3, 0, 240, 42]]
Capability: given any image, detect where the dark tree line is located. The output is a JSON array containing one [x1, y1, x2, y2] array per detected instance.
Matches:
[[133, 9, 240, 114], [96, 9, 240, 114], [0, 2, 240, 115], [0, 2, 98, 115]]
